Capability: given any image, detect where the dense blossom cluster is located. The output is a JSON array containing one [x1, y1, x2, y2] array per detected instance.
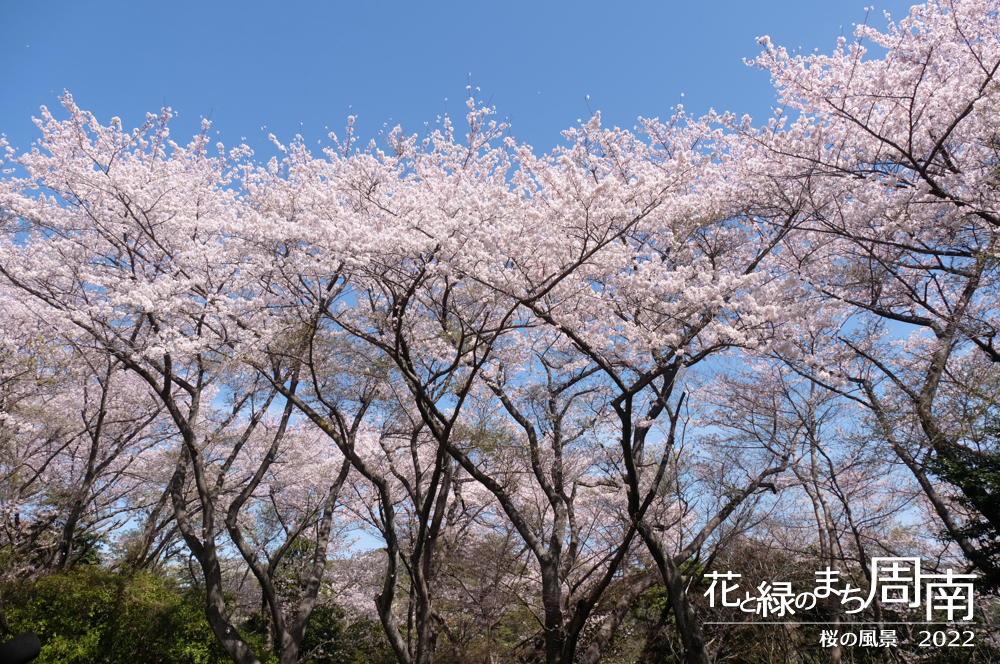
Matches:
[[1, 1, 999, 662]]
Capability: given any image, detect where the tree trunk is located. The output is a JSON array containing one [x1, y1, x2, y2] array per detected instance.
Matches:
[[639, 520, 708, 664]]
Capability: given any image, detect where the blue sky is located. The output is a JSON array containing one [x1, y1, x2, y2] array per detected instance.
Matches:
[[2, 0, 916, 158]]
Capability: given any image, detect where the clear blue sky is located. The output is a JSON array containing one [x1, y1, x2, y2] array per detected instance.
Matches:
[[1, 0, 915, 158]]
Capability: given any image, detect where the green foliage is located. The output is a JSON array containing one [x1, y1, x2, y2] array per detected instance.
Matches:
[[929, 418, 1000, 592], [298, 604, 394, 664], [2, 567, 229, 664], [237, 604, 393, 664]]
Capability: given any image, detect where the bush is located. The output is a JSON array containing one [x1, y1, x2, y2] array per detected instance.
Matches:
[[2, 567, 229, 664]]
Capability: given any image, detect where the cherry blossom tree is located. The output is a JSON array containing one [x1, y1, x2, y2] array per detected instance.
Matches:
[[216, 102, 539, 664], [458, 108, 816, 664], [0, 290, 170, 566], [738, 0, 1000, 582], [0, 99, 359, 664]]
